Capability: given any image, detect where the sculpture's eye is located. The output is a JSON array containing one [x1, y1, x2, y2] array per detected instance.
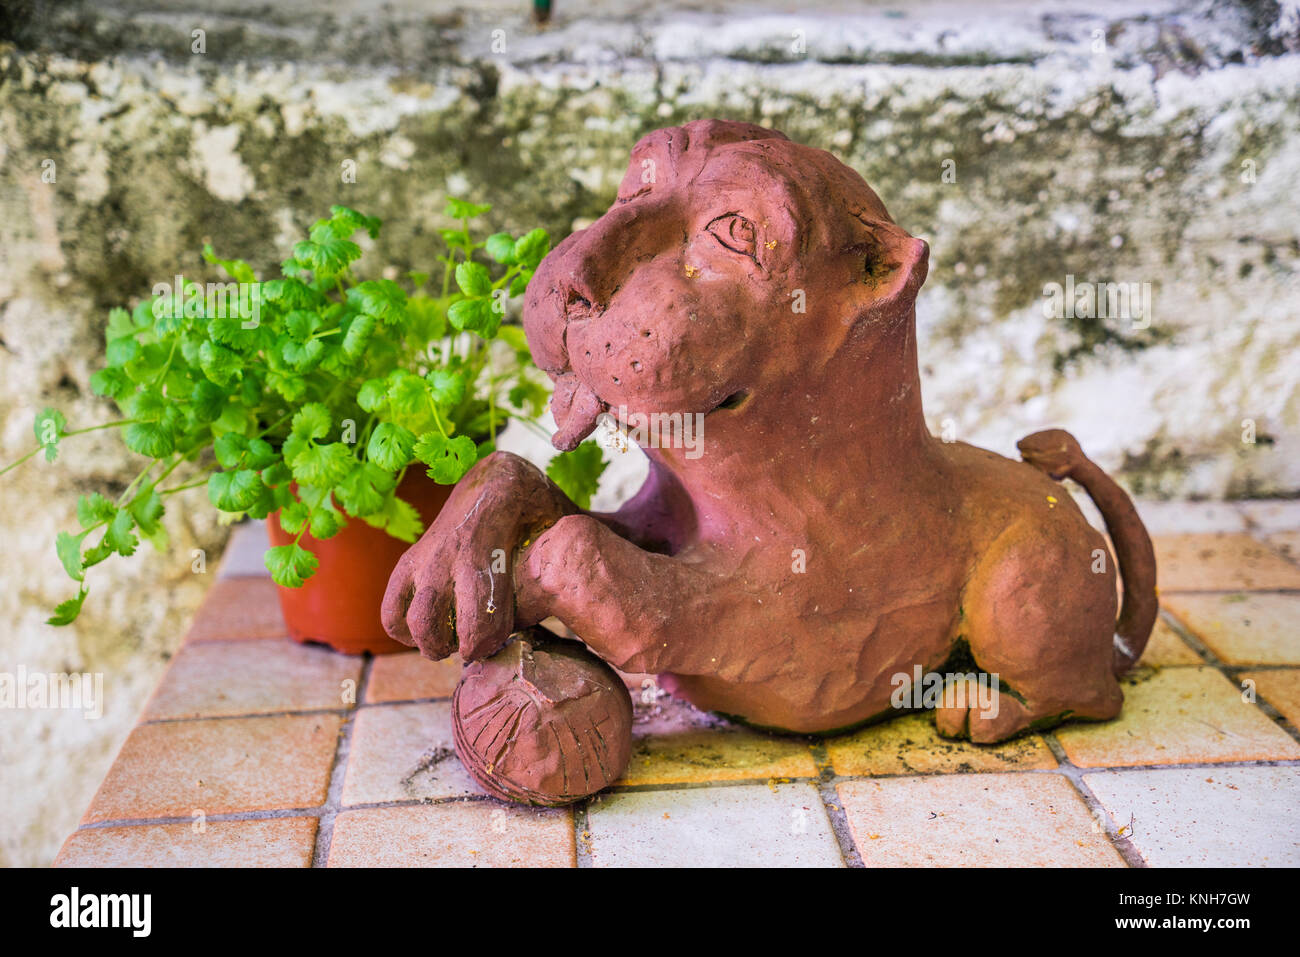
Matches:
[[706, 213, 758, 260]]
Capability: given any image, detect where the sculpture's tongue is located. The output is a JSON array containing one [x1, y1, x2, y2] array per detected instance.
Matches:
[[550, 373, 605, 452]]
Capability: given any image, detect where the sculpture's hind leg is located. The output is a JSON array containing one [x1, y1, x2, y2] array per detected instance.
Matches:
[[937, 519, 1123, 743]]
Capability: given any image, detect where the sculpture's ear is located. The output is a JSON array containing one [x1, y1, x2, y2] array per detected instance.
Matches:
[[841, 215, 929, 327]]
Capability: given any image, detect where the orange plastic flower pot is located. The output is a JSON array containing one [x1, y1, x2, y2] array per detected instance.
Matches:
[[266, 471, 453, 655]]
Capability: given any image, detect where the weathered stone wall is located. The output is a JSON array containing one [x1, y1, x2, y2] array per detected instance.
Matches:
[[1, 0, 1297, 865]]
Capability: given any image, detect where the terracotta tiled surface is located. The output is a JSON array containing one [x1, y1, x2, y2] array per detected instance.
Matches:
[[184, 577, 287, 642], [144, 640, 362, 720], [1054, 667, 1300, 767], [60, 509, 1300, 867], [1085, 767, 1300, 867], [825, 711, 1058, 776], [365, 651, 462, 703], [1241, 669, 1300, 728], [1161, 593, 1300, 665], [81, 713, 342, 824], [837, 773, 1124, 867], [328, 803, 575, 867], [1152, 533, 1300, 592], [55, 818, 318, 868], [587, 783, 844, 867], [342, 701, 480, 805]]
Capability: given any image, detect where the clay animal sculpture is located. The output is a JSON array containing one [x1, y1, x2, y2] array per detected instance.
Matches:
[[383, 119, 1158, 806]]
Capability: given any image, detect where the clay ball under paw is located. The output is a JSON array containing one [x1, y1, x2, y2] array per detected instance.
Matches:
[[452, 628, 634, 806]]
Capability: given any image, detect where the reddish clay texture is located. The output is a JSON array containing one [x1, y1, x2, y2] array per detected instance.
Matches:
[[384, 120, 1158, 804]]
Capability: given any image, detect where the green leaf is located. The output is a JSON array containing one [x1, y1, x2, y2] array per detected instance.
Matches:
[[413, 432, 477, 484], [106, 307, 135, 340], [34, 408, 67, 462], [90, 367, 132, 401], [261, 462, 292, 488], [124, 421, 175, 458], [359, 493, 423, 543], [425, 368, 468, 410], [444, 198, 492, 219], [335, 462, 395, 517], [280, 336, 324, 371], [513, 228, 551, 270], [264, 543, 319, 588], [47, 587, 89, 626], [447, 298, 497, 336], [261, 277, 320, 309], [215, 432, 249, 468], [289, 442, 354, 488], [106, 336, 141, 368], [208, 469, 264, 511], [130, 489, 165, 537], [386, 374, 430, 420], [198, 340, 242, 386], [309, 507, 343, 540], [190, 380, 226, 422], [244, 438, 277, 469], [202, 243, 257, 283], [357, 378, 389, 413], [104, 508, 139, 557], [342, 313, 377, 359], [485, 232, 516, 264], [367, 423, 416, 471], [285, 309, 323, 342], [293, 234, 361, 278], [292, 403, 331, 440], [56, 531, 85, 581], [278, 501, 309, 536], [77, 493, 117, 530], [546, 441, 608, 509], [328, 205, 381, 238], [455, 261, 492, 297], [347, 280, 407, 326]]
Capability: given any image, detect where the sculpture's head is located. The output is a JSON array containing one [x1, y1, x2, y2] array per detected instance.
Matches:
[[523, 119, 930, 451]]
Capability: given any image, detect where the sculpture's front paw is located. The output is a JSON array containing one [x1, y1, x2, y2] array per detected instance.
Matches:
[[381, 451, 577, 661]]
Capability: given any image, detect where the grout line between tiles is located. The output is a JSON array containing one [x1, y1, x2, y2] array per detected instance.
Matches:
[[310, 653, 374, 868], [1042, 734, 1146, 868], [809, 743, 864, 868]]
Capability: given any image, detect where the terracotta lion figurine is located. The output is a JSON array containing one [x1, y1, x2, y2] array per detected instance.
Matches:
[[383, 119, 1158, 806]]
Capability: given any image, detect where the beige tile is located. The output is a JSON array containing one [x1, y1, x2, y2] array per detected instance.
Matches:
[[143, 640, 361, 720], [365, 652, 461, 703], [55, 817, 317, 868], [328, 803, 574, 867], [342, 701, 479, 805], [186, 577, 287, 642], [618, 726, 816, 786], [1139, 617, 1203, 666], [82, 714, 341, 824], [1153, 533, 1300, 592], [825, 711, 1057, 777], [1162, 593, 1300, 665], [837, 773, 1122, 866], [587, 783, 843, 867], [1085, 766, 1300, 867], [1240, 668, 1300, 728], [1055, 667, 1300, 767]]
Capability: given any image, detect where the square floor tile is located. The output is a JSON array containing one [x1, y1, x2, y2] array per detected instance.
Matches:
[[1265, 530, 1300, 564], [1152, 533, 1300, 592], [365, 652, 461, 703], [825, 711, 1057, 777], [1054, 667, 1300, 767], [1240, 668, 1300, 728], [82, 713, 341, 824], [185, 577, 287, 642], [837, 773, 1123, 866], [55, 817, 317, 867], [143, 640, 361, 720], [328, 803, 574, 867], [1084, 766, 1300, 866], [1161, 593, 1300, 665], [1236, 501, 1300, 534], [342, 701, 479, 805], [586, 783, 844, 867]]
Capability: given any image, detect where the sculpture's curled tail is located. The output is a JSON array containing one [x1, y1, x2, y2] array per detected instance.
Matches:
[[1016, 429, 1158, 675]]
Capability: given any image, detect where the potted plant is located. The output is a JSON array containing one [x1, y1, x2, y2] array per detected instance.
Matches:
[[2, 201, 605, 654]]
